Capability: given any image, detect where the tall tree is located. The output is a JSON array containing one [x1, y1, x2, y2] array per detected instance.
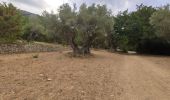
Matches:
[[0, 3, 22, 42], [40, 11, 61, 42], [58, 3, 114, 55], [114, 10, 130, 52], [114, 4, 156, 51], [150, 4, 170, 42]]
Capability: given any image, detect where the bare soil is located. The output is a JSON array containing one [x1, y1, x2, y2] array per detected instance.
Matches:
[[0, 50, 170, 100]]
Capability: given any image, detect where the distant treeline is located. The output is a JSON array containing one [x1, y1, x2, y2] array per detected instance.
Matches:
[[0, 2, 170, 55]]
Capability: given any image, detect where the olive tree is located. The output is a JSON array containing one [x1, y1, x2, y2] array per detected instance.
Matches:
[[58, 3, 114, 55]]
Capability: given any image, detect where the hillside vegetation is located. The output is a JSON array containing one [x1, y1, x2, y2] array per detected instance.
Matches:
[[0, 2, 170, 55]]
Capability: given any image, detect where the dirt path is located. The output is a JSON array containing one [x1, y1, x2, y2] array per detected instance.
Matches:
[[0, 50, 169, 100]]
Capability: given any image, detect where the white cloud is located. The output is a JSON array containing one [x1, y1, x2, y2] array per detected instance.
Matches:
[[45, 0, 69, 13], [13, 0, 48, 8]]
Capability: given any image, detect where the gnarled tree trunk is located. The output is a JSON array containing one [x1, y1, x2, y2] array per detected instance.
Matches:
[[69, 32, 93, 55]]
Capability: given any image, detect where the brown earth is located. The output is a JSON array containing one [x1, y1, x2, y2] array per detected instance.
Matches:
[[0, 50, 170, 100]]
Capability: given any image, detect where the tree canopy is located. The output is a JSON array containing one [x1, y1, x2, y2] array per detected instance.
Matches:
[[1, 2, 170, 55], [53, 3, 114, 55], [114, 4, 156, 52], [0, 3, 22, 42], [150, 5, 170, 42]]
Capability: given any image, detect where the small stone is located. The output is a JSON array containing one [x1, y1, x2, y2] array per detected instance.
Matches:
[[39, 74, 44, 77], [10, 90, 15, 94], [47, 78, 52, 81], [110, 94, 114, 97], [69, 86, 74, 90]]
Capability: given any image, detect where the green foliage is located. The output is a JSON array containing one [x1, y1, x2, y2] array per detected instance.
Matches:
[[0, 3, 23, 43], [54, 3, 114, 53], [137, 38, 170, 55], [1, 2, 170, 55], [150, 5, 170, 41], [114, 4, 156, 52], [117, 36, 129, 52], [22, 16, 47, 42], [114, 10, 130, 50], [40, 11, 61, 43]]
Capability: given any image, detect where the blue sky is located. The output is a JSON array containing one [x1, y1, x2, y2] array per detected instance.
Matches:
[[0, 0, 170, 14]]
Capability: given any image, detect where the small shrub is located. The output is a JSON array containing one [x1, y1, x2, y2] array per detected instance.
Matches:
[[33, 54, 39, 58]]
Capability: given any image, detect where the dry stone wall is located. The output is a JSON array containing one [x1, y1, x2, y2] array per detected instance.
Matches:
[[0, 43, 59, 54]]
